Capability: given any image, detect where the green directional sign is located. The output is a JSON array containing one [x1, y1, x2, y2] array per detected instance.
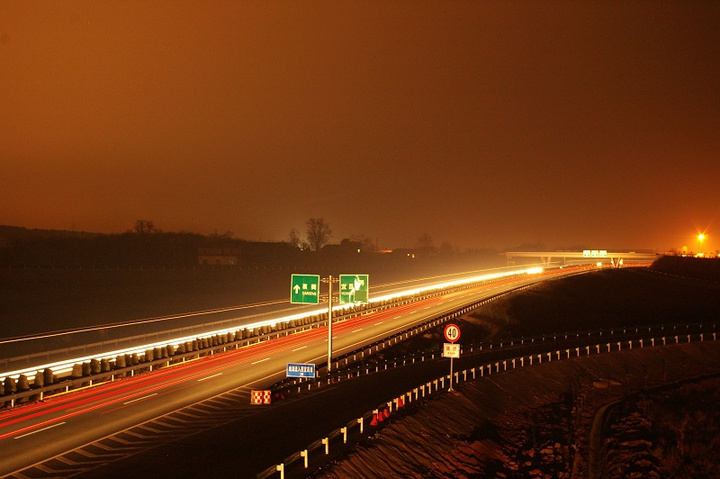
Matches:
[[338, 274, 369, 304], [290, 274, 321, 304]]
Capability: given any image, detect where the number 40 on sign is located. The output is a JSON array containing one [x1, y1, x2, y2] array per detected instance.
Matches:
[[443, 323, 461, 358], [444, 323, 460, 343]]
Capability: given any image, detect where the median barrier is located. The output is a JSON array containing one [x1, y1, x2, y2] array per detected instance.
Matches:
[[0, 274, 511, 377], [1, 288, 717, 413]]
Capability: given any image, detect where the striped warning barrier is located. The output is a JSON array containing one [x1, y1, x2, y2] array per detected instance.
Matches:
[[251, 390, 272, 405]]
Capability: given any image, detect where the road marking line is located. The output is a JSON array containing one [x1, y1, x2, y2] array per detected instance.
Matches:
[[393, 316, 402, 319], [374, 321, 384, 325], [15, 422, 66, 439], [198, 372, 223, 381], [123, 393, 158, 405], [351, 328, 363, 333], [251, 358, 269, 365], [292, 346, 307, 352]]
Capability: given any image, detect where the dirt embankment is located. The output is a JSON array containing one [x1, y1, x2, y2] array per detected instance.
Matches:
[[310, 262, 720, 478], [312, 342, 720, 479]]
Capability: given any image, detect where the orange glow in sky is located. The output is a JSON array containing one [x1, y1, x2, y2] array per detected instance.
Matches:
[[2, 1, 719, 251]]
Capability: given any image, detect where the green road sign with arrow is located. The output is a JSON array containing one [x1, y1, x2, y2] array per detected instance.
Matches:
[[338, 274, 369, 304], [290, 274, 320, 304]]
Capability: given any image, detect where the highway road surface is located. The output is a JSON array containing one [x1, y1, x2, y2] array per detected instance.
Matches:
[[0, 267, 584, 477]]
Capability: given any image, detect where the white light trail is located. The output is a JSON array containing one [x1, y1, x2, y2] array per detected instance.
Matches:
[[0, 267, 543, 381]]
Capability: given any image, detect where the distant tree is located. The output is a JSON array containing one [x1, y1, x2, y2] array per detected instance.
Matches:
[[306, 218, 332, 252], [211, 230, 234, 239], [416, 233, 436, 255], [350, 234, 377, 252], [288, 228, 302, 249], [439, 241, 455, 255], [509, 242, 546, 252], [134, 220, 158, 234]]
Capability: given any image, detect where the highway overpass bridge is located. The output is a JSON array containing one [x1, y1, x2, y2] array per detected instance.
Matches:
[[505, 250, 661, 267]]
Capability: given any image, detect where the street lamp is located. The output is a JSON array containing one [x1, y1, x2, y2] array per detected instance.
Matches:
[[698, 233, 705, 256]]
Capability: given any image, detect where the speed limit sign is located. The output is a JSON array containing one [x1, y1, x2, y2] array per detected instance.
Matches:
[[444, 323, 461, 343]]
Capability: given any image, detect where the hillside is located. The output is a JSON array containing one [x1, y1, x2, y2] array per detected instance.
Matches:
[[307, 260, 720, 478], [312, 343, 720, 479]]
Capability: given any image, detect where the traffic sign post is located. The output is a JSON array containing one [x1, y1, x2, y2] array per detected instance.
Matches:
[[338, 274, 369, 304], [324, 275, 338, 372], [443, 324, 461, 391], [290, 274, 320, 304], [290, 274, 366, 374]]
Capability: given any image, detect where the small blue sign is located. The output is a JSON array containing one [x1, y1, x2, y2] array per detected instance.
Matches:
[[286, 363, 316, 378]]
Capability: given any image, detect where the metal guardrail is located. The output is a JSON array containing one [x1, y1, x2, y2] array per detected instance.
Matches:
[[256, 323, 719, 479], [1, 269, 544, 373], [0, 268, 664, 408], [0, 275, 525, 405], [2, 268, 715, 477]]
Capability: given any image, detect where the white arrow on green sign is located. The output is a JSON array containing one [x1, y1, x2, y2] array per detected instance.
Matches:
[[290, 274, 320, 304], [338, 274, 369, 304]]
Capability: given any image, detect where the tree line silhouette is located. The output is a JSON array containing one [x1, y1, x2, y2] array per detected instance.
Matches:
[[0, 218, 506, 271]]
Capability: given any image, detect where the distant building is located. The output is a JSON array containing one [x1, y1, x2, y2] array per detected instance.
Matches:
[[322, 238, 363, 255], [198, 246, 240, 265]]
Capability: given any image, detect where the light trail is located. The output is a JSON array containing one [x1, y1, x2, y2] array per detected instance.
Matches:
[[0, 267, 543, 382], [0, 269, 568, 472]]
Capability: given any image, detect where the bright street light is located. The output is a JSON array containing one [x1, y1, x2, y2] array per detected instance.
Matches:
[[698, 233, 705, 256]]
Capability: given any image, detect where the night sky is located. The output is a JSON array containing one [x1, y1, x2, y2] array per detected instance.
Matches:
[[2, 1, 719, 252]]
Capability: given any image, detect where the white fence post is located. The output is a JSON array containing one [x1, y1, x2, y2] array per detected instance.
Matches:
[[301, 450, 309, 468]]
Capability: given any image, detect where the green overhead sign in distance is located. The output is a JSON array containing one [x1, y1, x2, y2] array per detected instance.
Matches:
[[338, 274, 369, 304], [290, 274, 320, 304]]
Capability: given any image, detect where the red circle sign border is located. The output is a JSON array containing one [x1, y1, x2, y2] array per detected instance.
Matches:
[[444, 323, 461, 343]]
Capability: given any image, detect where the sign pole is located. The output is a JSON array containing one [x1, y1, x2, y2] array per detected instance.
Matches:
[[327, 274, 333, 373], [449, 356, 455, 391], [443, 323, 461, 392]]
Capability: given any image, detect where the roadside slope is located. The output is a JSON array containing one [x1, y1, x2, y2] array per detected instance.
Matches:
[[311, 341, 720, 478]]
